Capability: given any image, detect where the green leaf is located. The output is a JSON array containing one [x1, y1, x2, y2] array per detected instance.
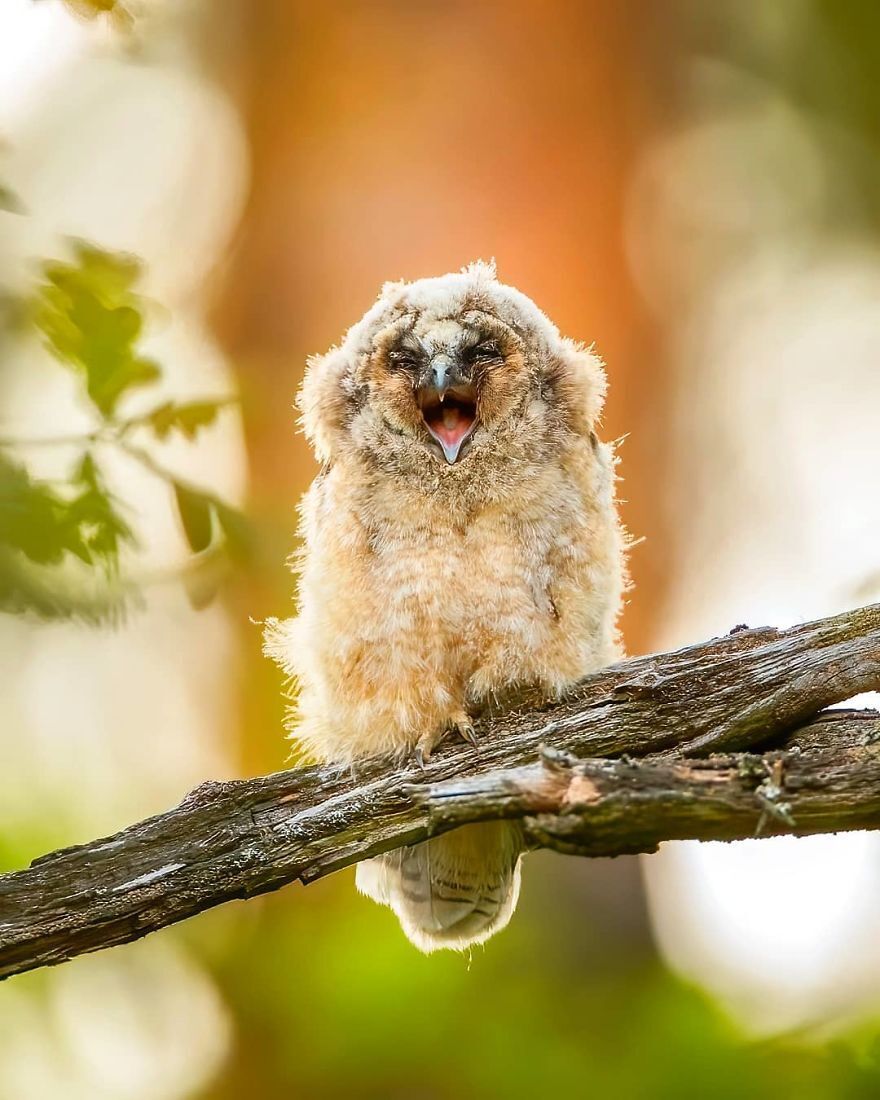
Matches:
[[145, 400, 228, 441], [0, 451, 135, 575], [31, 242, 160, 417], [61, 0, 134, 27], [172, 490, 252, 607], [215, 501, 254, 564], [0, 182, 24, 215], [0, 454, 80, 564], [69, 452, 135, 572], [173, 482, 215, 554], [0, 545, 138, 626], [181, 544, 227, 611]]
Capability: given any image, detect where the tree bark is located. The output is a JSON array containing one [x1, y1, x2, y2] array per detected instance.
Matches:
[[1, 603, 878, 981]]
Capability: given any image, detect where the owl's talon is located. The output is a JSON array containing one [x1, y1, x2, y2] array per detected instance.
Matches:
[[413, 728, 441, 769], [457, 722, 479, 749], [411, 713, 476, 770]]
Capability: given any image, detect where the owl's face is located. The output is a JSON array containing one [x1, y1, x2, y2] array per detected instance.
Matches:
[[365, 313, 531, 466], [299, 262, 606, 486]]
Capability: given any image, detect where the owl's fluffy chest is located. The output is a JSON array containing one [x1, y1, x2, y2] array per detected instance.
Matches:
[[365, 508, 554, 665], [336, 471, 578, 715], [280, 450, 615, 762]]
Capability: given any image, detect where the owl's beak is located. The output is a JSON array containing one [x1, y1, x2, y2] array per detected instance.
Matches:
[[416, 374, 478, 464]]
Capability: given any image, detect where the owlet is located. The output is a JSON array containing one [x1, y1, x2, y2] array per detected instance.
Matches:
[[266, 261, 625, 951]]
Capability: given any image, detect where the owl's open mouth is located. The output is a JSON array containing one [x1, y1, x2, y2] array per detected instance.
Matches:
[[417, 386, 478, 464]]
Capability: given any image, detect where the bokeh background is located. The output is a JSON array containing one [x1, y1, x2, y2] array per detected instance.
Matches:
[[2, 1, 880, 1097]]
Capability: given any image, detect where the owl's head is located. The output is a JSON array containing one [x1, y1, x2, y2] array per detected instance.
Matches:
[[299, 262, 606, 483]]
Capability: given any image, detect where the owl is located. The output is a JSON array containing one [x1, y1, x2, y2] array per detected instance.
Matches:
[[265, 261, 625, 952]]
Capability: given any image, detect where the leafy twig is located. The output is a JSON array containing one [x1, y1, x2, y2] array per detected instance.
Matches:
[[0, 241, 247, 621]]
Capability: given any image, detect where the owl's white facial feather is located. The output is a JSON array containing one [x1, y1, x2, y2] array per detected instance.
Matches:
[[298, 260, 608, 489]]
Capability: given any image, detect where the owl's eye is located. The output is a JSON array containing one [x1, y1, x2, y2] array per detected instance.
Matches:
[[465, 340, 503, 365], [387, 348, 420, 371]]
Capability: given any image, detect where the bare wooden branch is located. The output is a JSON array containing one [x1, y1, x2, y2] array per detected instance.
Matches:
[[1, 603, 878, 981], [419, 711, 880, 855]]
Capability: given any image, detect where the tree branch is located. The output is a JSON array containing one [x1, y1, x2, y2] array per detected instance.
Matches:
[[1, 603, 879, 980]]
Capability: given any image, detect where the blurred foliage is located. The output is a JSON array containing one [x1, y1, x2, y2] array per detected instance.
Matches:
[[188, 870, 880, 1100], [0, 240, 244, 623], [0, 182, 23, 215], [0, 450, 131, 569], [55, 0, 134, 30], [34, 244, 161, 416], [680, 0, 880, 238]]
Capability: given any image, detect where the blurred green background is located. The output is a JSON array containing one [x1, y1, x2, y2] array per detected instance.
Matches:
[[2, 1, 880, 1097]]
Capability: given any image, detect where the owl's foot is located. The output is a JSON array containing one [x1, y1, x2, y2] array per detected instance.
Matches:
[[412, 711, 478, 769], [412, 727, 442, 770], [452, 716, 479, 750], [412, 741, 434, 771]]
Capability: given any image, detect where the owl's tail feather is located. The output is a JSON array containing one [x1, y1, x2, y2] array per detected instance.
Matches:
[[356, 821, 523, 953]]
